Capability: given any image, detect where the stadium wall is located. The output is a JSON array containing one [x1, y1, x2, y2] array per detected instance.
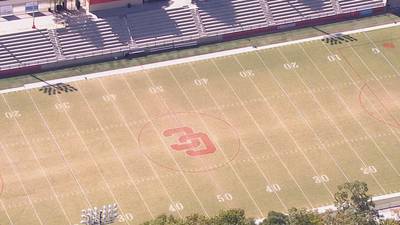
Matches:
[[0, 6, 388, 78]]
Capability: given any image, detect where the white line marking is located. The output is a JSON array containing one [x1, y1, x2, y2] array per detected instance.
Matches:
[[52, 89, 131, 225], [210, 58, 316, 208], [97, 77, 180, 219], [1, 94, 73, 225], [166, 66, 268, 213], [135, 69, 210, 217], [26, 91, 93, 209], [297, 44, 389, 191]]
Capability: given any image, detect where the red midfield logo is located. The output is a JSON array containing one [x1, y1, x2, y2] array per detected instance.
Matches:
[[163, 127, 216, 157]]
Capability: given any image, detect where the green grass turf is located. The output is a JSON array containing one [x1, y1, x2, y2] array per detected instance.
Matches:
[[0, 24, 400, 225]]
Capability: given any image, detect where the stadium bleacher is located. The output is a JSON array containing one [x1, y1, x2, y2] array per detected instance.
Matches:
[[265, 0, 336, 24], [126, 6, 199, 47], [338, 0, 385, 12], [196, 0, 268, 34], [56, 16, 130, 58], [0, 29, 57, 69], [0, 0, 388, 73]]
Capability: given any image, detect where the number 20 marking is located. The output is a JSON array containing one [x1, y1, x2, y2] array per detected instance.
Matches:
[[284, 62, 299, 70], [4, 110, 21, 119], [313, 175, 329, 184]]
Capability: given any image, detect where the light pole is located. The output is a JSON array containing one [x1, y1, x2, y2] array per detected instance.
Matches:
[[32, 10, 36, 29]]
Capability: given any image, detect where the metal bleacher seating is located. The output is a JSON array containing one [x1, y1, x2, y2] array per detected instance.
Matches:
[[56, 16, 130, 57], [196, 0, 268, 34], [338, 0, 385, 13], [0, 0, 388, 72], [126, 6, 199, 48], [266, 0, 336, 24], [0, 29, 57, 69]]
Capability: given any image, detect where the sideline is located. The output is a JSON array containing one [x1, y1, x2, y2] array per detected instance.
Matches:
[[1, 21, 400, 94]]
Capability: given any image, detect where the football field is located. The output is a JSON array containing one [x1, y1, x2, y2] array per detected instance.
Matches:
[[1, 24, 400, 225]]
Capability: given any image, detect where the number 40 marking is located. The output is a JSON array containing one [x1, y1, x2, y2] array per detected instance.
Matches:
[[169, 202, 184, 212]]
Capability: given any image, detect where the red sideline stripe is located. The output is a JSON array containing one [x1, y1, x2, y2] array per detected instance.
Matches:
[[0, 65, 41, 77], [90, 0, 120, 5]]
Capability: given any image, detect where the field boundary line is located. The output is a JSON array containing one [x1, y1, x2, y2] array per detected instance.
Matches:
[[0, 22, 398, 94]]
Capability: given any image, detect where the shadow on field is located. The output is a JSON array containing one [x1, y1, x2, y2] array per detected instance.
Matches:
[[38, 83, 78, 95], [313, 26, 358, 45], [30, 75, 78, 95]]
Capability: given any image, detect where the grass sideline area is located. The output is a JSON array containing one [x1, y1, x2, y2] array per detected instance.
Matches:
[[0, 12, 399, 90], [0, 22, 400, 225]]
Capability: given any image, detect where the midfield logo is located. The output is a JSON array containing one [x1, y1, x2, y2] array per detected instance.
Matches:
[[163, 127, 216, 157]]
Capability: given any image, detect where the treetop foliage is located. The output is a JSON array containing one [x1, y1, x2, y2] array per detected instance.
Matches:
[[141, 181, 399, 225]]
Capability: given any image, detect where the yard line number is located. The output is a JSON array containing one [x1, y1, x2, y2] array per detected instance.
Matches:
[[216, 193, 233, 202], [239, 70, 255, 78], [313, 175, 329, 184], [117, 213, 134, 222], [4, 110, 21, 119], [169, 202, 184, 212], [327, 54, 342, 62], [194, 78, 208, 86], [149, 86, 164, 94], [55, 102, 70, 112], [102, 94, 116, 102], [266, 184, 281, 193], [371, 48, 381, 54], [283, 62, 299, 70], [361, 166, 377, 175]]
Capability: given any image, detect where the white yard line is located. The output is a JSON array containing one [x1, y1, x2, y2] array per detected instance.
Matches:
[[0, 142, 43, 224], [2, 22, 398, 95], [1, 95, 74, 225], [52, 86, 131, 225], [185, 62, 290, 211], [138, 70, 211, 217], [210, 58, 316, 208], [344, 42, 400, 179], [163, 67, 235, 211], [234, 52, 348, 195], [121, 73, 205, 218], [296, 44, 391, 191], [166, 66, 269, 213], [0, 200, 13, 225], [26, 90, 94, 208], [96, 78, 176, 219]]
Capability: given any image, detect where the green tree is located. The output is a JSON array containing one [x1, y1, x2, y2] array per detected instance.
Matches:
[[262, 211, 289, 225], [209, 209, 254, 225], [141, 214, 181, 225], [332, 180, 378, 225], [287, 208, 324, 225], [379, 219, 400, 225], [183, 213, 209, 225]]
